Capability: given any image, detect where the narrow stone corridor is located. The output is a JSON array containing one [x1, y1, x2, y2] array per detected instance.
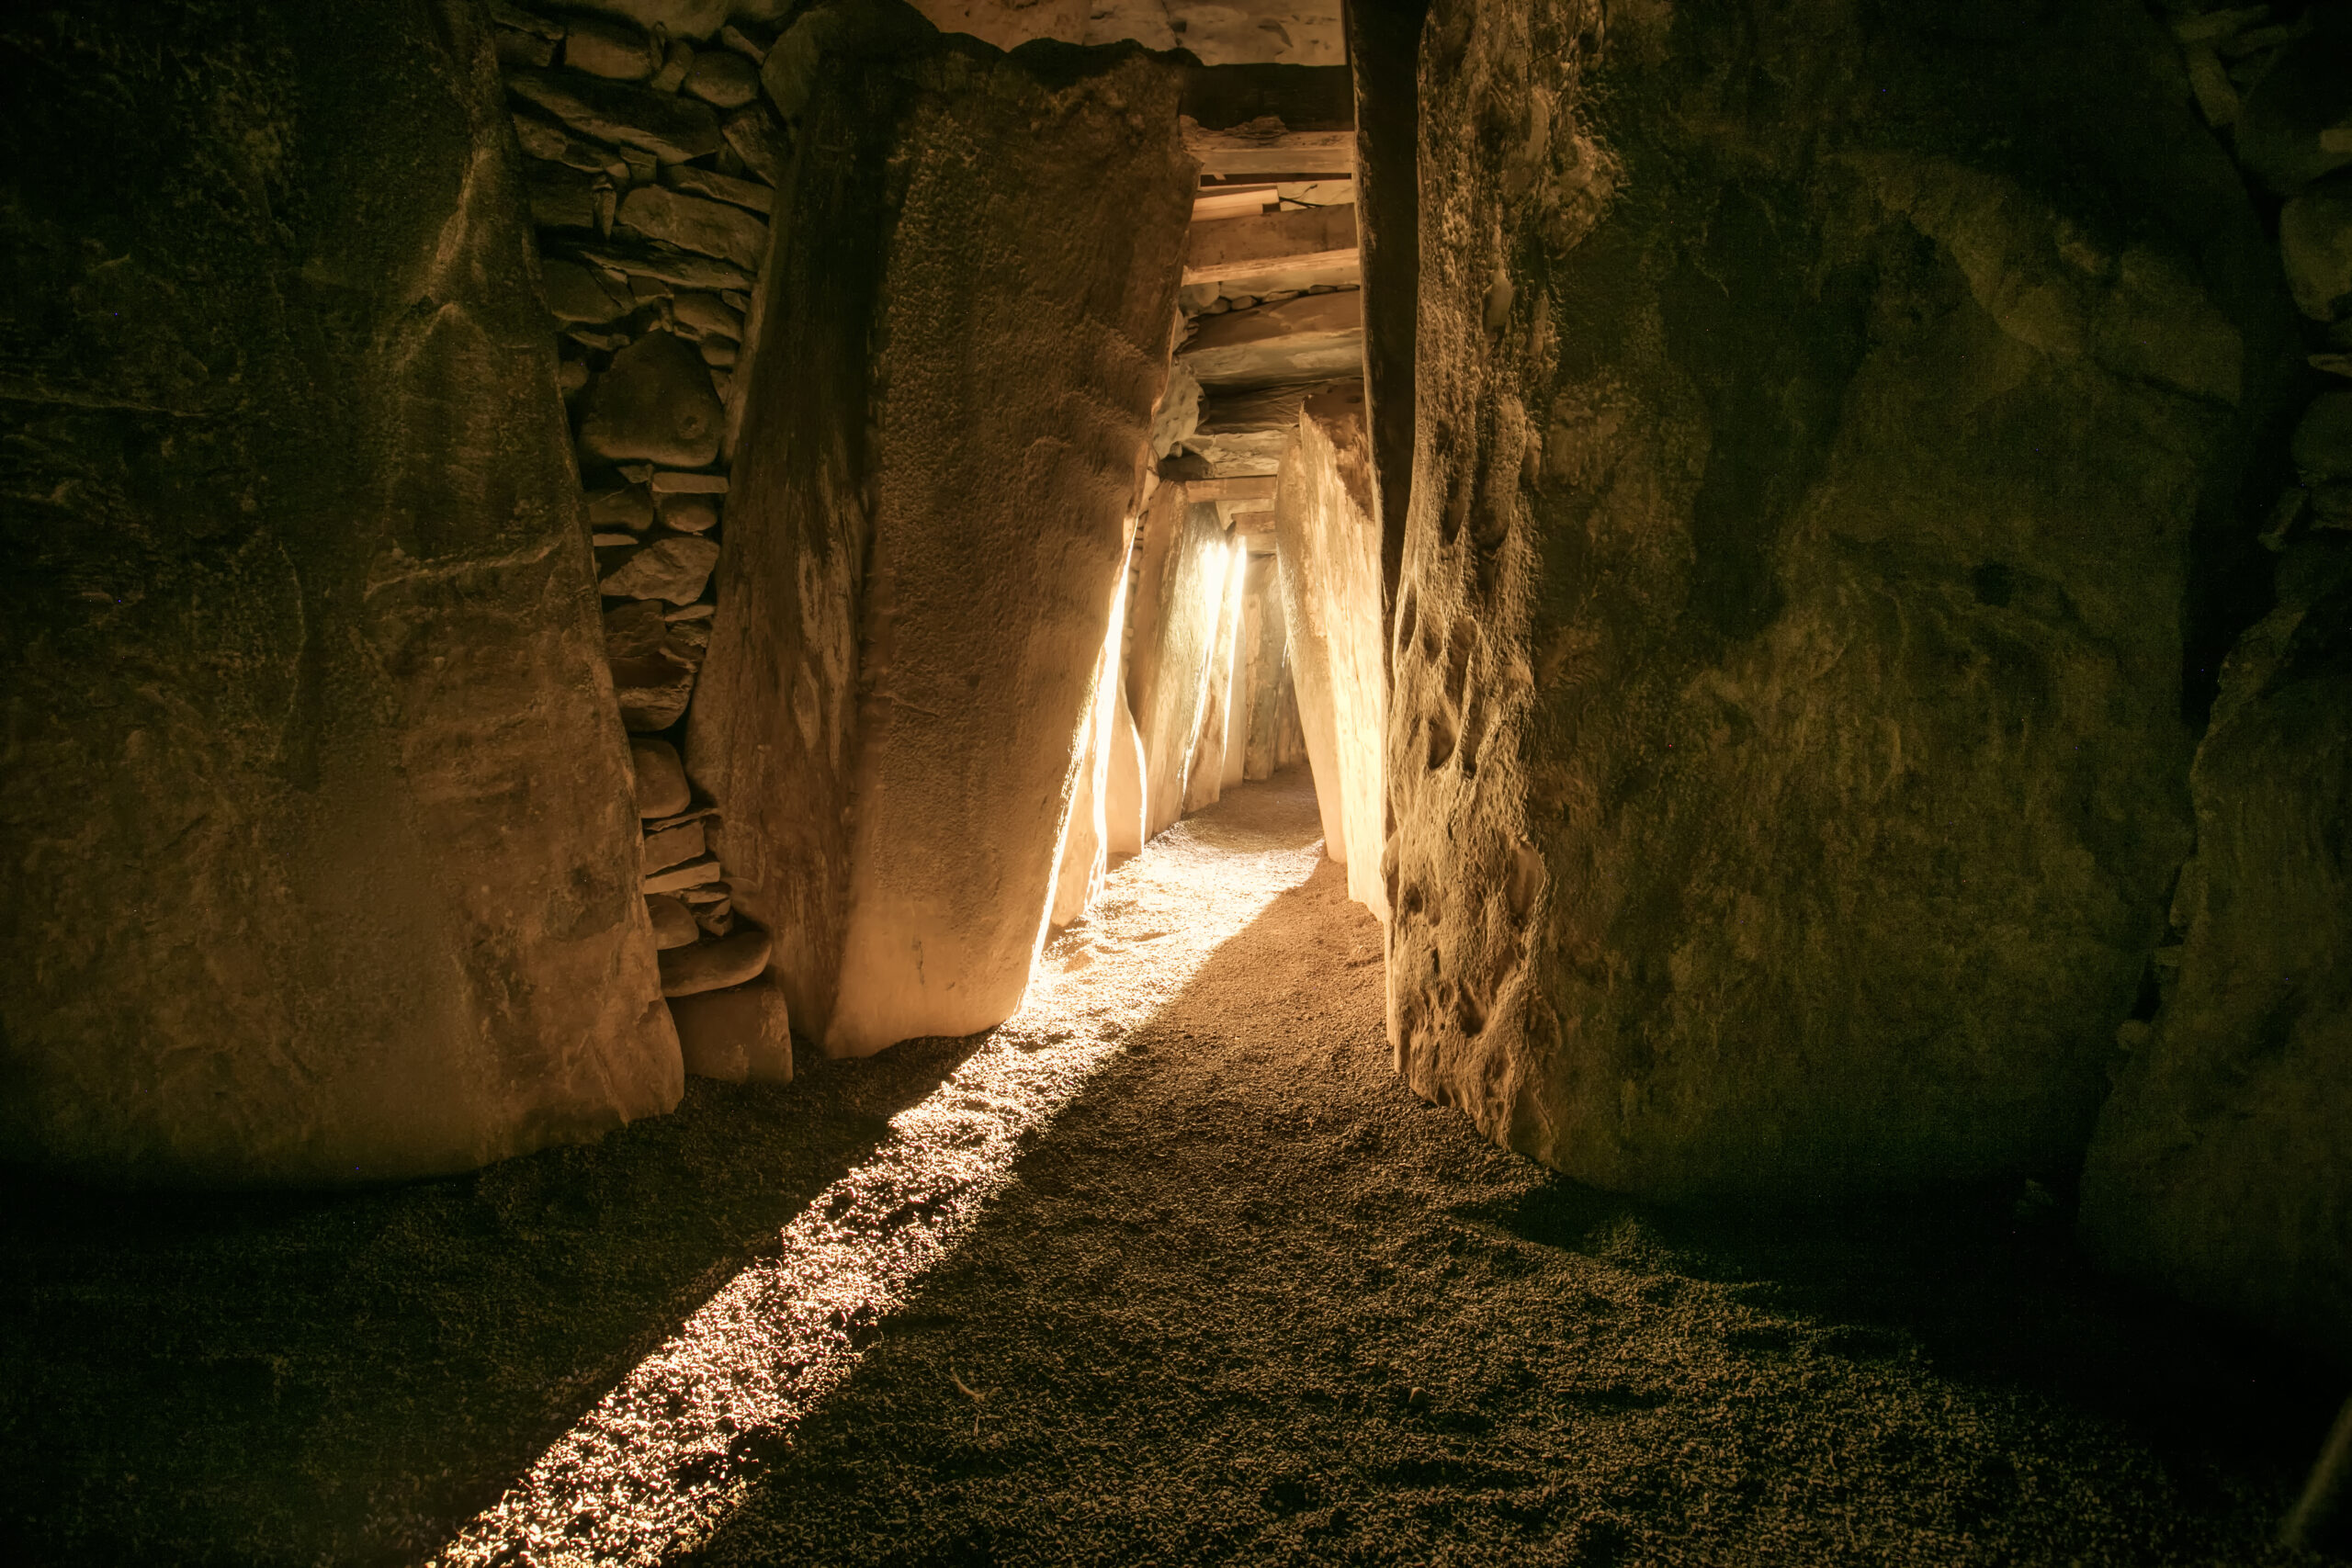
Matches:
[[1, 775, 2326, 1566]]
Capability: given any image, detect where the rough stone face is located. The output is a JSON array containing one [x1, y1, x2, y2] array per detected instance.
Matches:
[[1127, 486, 1232, 841], [505, 68, 723, 164], [2281, 174, 2352, 323], [1385, 0, 2289, 1201], [663, 163, 773, 215], [667, 977, 794, 1084], [1103, 671, 1148, 856], [2079, 539, 2352, 1368], [647, 894, 702, 949], [682, 47, 761, 109], [599, 535, 721, 604], [1238, 552, 1287, 780], [629, 738, 692, 818], [563, 15, 662, 81], [0, 0, 680, 1184], [617, 185, 768, 272], [543, 257, 633, 323], [820, 48, 1192, 1055], [659, 926, 773, 997], [579, 331, 726, 467], [1272, 389, 1385, 917], [687, 37, 900, 1041], [573, 0, 731, 41]]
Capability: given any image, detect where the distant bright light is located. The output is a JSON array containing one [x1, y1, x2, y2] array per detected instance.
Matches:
[[433, 813, 1322, 1568]]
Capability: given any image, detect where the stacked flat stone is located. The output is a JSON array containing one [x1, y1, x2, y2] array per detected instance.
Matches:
[[495, 0, 790, 1080]]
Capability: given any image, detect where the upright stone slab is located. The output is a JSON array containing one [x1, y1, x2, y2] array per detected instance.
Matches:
[[1183, 546, 1245, 813], [0, 0, 679, 1183], [1386, 0, 2290, 1200], [1104, 668, 1148, 857], [1127, 486, 1232, 840], [1239, 554, 1288, 781], [1272, 389, 1387, 917], [688, 48, 898, 1040], [820, 46, 1192, 1055], [2079, 540, 2352, 1369], [1051, 581, 1130, 928]]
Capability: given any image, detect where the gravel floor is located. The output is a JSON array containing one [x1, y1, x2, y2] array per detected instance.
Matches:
[[0, 771, 2339, 1566]]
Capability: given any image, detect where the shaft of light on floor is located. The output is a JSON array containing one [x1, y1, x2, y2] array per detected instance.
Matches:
[[433, 814, 1326, 1568]]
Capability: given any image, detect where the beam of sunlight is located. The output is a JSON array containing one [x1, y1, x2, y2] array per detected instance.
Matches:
[[434, 816, 1324, 1567]]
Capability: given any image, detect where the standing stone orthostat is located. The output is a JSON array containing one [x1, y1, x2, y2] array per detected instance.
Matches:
[[0, 0, 680, 1183]]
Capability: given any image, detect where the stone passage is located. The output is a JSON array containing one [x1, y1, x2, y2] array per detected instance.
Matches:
[[495, 0, 795, 1084]]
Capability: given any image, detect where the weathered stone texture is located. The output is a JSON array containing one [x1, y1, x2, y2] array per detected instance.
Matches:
[[1386, 0, 2290, 1200], [696, 38, 1191, 1055], [0, 0, 679, 1183], [687, 43, 896, 1042], [822, 47, 1191, 1055], [1128, 487, 1233, 840], [1272, 389, 1386, 917], [1183, 544, 1245, 813], [2080, 539, 2352, 1368]]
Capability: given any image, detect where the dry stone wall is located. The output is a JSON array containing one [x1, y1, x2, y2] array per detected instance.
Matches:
[[2078, 1, 2352, 1369], [491, 0, 795, 1084], [1387, 0, 2291, 1202], [0, 0, 680, 1183]]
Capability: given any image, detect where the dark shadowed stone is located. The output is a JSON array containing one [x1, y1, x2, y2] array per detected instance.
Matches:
[[721, 102, 786, 186], [646, 894, 701, 949], [668, 977, 794, 1082], [541, 256, 631, 323], [563, 14, 660, 80], [495, 25, 556, 69], [604, 597, 671, 658], [2081, 540, 2352, 1368], [587, 480, 656, 530], [2282, 174, 2352, 323], [616, 185, 767, 271], [670, 289, 744, 337], [2234, 9, 2352, 197], [1385, 0, 2290, 1201], [514, 108, 628, 176], [630, 737, 692, 817], [525, 159, 607, 231], [578, 331, 724, 466], [611, 651, 698, 731], [507, 67, 723, 164], [600, 534, 721, 604], [572, 242, 752, 292], [571, 0, 729, 40], [0, 0, 680, 1183], [662, 163, 773, 214], [659, 926, 773, 997], [658, 493, 720, 533], [683, 47, 760, 108]]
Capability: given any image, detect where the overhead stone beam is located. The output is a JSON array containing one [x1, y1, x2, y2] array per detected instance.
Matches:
[[1183, 204, 1358, 284], [1180, 290, 1365, 389], [1182, 120, 1356, 176]]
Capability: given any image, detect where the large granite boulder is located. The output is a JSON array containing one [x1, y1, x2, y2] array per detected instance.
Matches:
[[693, 33, 1192, 1053], [1272, 388, 1386, 917], [1385, 0, 2291, 1200], [2078, 537, 2352, 1369], [0, 0, 679, 1183]]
